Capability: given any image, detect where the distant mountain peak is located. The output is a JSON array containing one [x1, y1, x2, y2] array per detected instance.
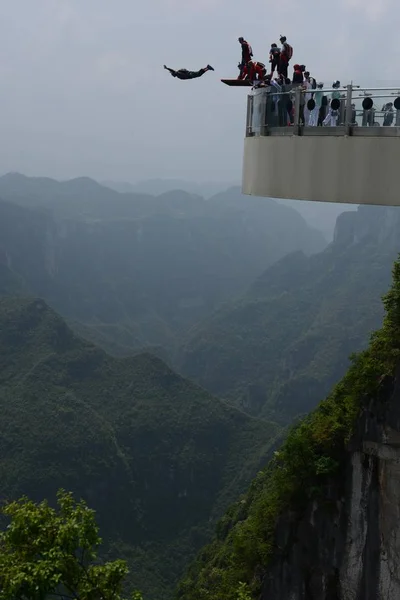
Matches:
[[61, 176, 105, 190], [1, 171, 27, 179]]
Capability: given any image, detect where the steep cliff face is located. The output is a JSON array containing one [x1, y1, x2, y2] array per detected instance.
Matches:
[[177, 257, 400, 600], [0, 198, 58, 292], [260, 371, 400, 600], [333, 205, 400, 249]]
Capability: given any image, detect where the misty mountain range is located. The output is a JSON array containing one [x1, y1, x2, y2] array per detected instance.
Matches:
[[102, 177, 356, 241], [0, 172, 327, 357], [0, 170, 395, 600]]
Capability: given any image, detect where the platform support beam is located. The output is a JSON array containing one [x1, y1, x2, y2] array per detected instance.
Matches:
[[246, 95, 253, 137], [345, 84, 353, 135], [293, 88, 302, 136]]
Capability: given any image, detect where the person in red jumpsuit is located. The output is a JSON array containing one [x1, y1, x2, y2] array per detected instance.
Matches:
[[238, 60, 266, 82]]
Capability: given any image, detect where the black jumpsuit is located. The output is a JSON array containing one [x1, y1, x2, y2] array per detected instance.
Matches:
[[167, 67, 207, 79]]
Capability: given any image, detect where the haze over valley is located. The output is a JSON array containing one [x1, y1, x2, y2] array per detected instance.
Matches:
[[1, 170, 399, 598], [2, 1, 400, 598]]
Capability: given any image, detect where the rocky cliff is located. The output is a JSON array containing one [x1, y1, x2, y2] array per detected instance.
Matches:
[[333, 205, 400, 249], [261, 205, 400, 599], [261, 370, 400, 600], [177, 256, 400, 600]]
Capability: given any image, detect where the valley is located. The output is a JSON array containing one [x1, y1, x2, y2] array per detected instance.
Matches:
[[0, 173, 398, 599]]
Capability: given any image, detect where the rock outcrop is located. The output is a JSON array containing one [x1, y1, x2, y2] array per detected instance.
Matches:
[[261, 372, 400, 600]]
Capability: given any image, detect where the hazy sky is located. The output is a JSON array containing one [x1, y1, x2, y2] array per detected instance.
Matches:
[[0, 0, 397, 183]]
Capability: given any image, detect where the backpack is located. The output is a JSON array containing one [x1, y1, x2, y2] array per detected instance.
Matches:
[[284, 43, 293, 60]]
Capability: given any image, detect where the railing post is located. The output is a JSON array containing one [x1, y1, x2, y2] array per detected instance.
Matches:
[[396, 107, 400, 127], [245, 95, 253, 136], [362, 107, 368, 127], [345, 84, 353, 134], [293, 87, 301, 135], [260, 90, 268, 136]]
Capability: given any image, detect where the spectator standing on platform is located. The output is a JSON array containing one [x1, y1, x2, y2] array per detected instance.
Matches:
[[278, 35, 293, 78], [269, 43, 281, 76]]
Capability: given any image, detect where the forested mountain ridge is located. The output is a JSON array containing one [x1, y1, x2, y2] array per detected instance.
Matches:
[[0, 174, 326, 355], [0, 172, 155, 220], [176, 256, 400, 600], [178, 205, 399, 424], [0, 295, 280, 599], [102, 178, 236, 199], [103, 179, 355, 240]]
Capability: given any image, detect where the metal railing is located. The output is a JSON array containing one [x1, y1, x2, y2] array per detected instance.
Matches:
[[245, 84, 400, 137]]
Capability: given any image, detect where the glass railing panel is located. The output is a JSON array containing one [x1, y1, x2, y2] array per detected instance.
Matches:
[[245, 85, 400, 135]]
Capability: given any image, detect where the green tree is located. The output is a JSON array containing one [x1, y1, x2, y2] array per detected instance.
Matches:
[[0, 489, 142, 600], [236, 582, 251, 600]]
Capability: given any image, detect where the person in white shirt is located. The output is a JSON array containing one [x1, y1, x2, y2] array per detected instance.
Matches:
[[303, 71, 314, 125], [323, 81, 341, 126], [309, 82, 324, 126]]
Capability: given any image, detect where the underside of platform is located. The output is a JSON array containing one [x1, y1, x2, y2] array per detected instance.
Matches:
[[242, 134, 400, 206]]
